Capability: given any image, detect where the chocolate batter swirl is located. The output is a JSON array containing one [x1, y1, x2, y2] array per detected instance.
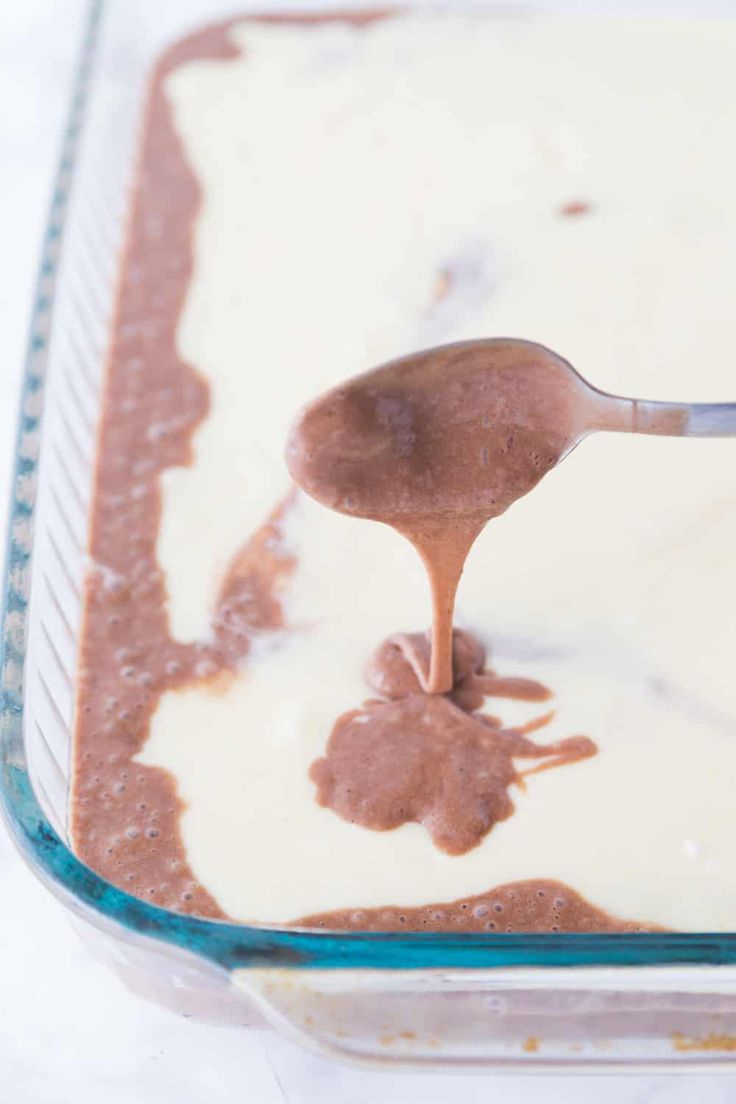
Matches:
[[311, 631, 596, 854]]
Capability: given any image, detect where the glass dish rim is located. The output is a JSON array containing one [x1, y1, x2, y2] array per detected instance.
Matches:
[[3, 0, 736, 973]]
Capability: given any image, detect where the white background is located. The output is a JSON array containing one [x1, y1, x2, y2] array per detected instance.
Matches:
[[1, 2, 736, 1100]]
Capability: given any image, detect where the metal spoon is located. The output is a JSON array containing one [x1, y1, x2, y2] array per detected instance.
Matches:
[[287, 338, 736, 692]]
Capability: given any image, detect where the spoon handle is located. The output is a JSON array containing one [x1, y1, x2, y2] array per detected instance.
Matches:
[[629, 399, 736, 438]]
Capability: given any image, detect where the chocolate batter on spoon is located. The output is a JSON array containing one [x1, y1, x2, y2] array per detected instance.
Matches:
[[286, 337, 687, 692]]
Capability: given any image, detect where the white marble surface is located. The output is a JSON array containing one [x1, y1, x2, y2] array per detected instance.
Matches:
[[2, 2, 736, 1100]]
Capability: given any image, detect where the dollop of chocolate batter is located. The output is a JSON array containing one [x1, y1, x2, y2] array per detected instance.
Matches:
[[310, 631, 596, 854]]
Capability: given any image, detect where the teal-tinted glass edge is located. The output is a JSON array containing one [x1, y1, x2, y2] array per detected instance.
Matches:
[[3, 0, 736, 973]]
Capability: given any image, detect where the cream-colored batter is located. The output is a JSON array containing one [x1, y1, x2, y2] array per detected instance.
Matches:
[[144, 12, 736, 927]]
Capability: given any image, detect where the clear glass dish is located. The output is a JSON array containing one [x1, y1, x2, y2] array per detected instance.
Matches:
[[4, 0, 736, 1071]]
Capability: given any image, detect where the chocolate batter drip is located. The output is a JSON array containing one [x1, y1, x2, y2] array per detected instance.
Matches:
[[310, 631, 596, 854], [286, 339, 630, 692]]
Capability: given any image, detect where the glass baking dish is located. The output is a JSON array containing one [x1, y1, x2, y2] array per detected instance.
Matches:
[[4, 0, 736, 1071]]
